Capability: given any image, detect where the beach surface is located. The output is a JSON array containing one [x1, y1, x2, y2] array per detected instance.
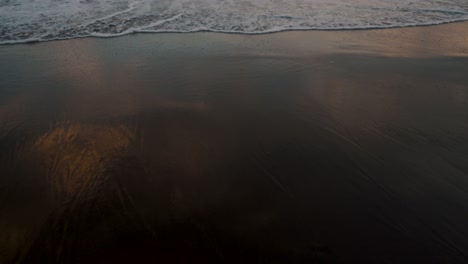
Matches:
[[1, 22, 468, 263]]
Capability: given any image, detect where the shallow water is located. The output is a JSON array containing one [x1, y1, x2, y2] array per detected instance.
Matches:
[[1, 25, 468, 263], [2, 0, 468, 44]]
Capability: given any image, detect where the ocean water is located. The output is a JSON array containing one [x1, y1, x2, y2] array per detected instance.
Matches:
[[1, 0, 468, 44]]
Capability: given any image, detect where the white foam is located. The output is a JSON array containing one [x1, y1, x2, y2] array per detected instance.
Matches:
[[1, 0, 468, 44]]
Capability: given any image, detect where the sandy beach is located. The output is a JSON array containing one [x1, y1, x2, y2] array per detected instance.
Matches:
[[1, 22, 468, 263]]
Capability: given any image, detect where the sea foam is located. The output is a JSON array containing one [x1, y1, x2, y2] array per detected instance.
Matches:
[[1, 0, 468, 44]]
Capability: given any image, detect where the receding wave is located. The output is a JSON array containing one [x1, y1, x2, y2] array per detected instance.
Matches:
[[1, 0, 468, 44]]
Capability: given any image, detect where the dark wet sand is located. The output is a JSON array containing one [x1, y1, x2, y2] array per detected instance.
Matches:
[[1, 22, 468, 263]]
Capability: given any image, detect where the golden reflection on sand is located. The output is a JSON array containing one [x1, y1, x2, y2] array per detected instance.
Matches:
[[30, 123, 136, 199], [54, 41, 106, 90], [48, 40, 209, 120], [352, 22, 468, 57], [302, 73, 398, 132], [263, 22, 468, 58]]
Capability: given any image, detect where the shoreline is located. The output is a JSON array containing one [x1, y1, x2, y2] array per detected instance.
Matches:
[[1, 20, 467, 60], [2, 19, 468, 47]]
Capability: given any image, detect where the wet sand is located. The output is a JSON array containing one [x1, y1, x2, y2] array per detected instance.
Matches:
[[1, 22, 468, 263]]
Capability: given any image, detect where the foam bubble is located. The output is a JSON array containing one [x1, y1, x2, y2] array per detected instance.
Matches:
[[1, 0, 468, 44]]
